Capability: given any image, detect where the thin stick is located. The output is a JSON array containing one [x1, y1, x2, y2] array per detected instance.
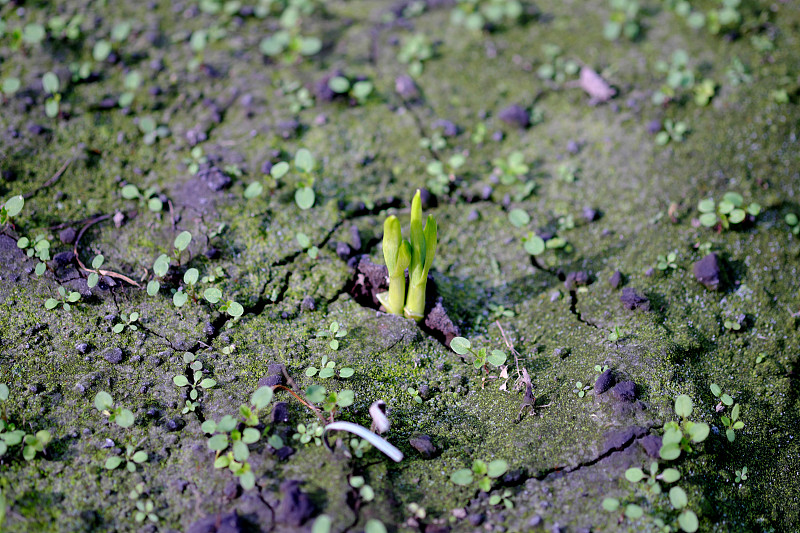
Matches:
[[23, 158, 73, 199], [73, 214, 141, 287], [496, 320, 521, 378]]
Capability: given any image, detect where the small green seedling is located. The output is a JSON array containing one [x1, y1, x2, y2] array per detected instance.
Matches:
[[129, 483, 159, 523], [492, 151, 529, 185], [315, 321, 348, 350], [305, 354, 354, 379], [657, 252, 678, 270], [407, 387, 423, 404], [219, 299, 244, 318], [121, 184, 163, 212], [294, 149, 316, 210], [488, 303, 515, 320], [625, 461, 682, 496], [697, 192, 760, 229], [608, 326, 622, 342], [450, 0, 523, 31], [45, 287, 81, 310], [720, 403, 744, 442], [735, 466, 748, 483], [573, 381, 591, 398], [202, 386, 274, 490], [489, 489, 514, 509], [594, 364, 610, 373], [147, 254, 171, 296], [173, 268, 200, 307], [113, 311, 139, 334], [327, 75, 374, 105], [313, 387, 355, 415], [660, 395, 710, 460], [17, 233, 51, 276], [244, 161, 289, 199], [723, 318, 741, 332], [293, 421, 324, 446], [173, 352, 216, 406], [450, 459, 508, 492], [1, 195, 24, 226], [450, 337, 507, 370], [94, 391, 135, 428], [377, 215, 411, 316], [42, 72, 61, 118], [105, 444, 148, 472], [87, 255, 104, 288], [604, 0, 641, 41], [349, 475, 375, 502], [785, 213, 799, 235], [655, 119, 689, 145], [709, 383, 733, 411], [349, 438, 371, 458], [397, 33, 434, 76], [425, 153, 464, 196], [173, 231, 192, 264], [296, 232, 319, 259], [0, 398, 52, 461]]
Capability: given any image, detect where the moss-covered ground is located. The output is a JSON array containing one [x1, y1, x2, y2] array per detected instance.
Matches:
[[1, 0, 799, 531]]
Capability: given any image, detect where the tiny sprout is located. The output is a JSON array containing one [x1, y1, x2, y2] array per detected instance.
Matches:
[[316, 321, 347, 350], [657, 252, 678, 271], [785, 213, 799, 235], [174, 231, 192, 263], [594, 364, 609, 373], [45, 286, 81, 310], [105, 444, 148, 472], [659, 395, 709, 460], [173, 352, 216, 402], [723, 318, 742, 332], [1, 195, 24, 226], [450, 459, 508, 492], [489, 489, 513, 509], [296, 232, 319, 259], [720, 403, 744, 442], [293, 421, 324, 446], [349, 475, 375, 502], [709, 383, 733, 411], [305, 354, 354, 379], [698, 192, 760, 229], [450, 337, 507, 370], [608, 326, 622, 342], [573, 381, 591, 398], [735, 466, 748, 483], [94, 391, 135, 428], [121, 184, 163, 212], [88, 255, 105, 288], [113, 312, 139, 334], [129, 483, 159, 523]]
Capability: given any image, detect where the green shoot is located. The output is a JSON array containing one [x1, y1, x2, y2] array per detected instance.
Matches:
[[377, 215, 411, 316], [405, 190, 437, 321]]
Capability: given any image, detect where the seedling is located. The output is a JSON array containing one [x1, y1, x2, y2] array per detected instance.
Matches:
[[294, 149, 316, 210], [693, 79, 716, 106], [492, 151, 529, 185], [573, 381, 591, 398], [653, 50, 695, 106], [536, 43, 579, 83], [129, 483, 159, 523], [219, 299, 245, 318], [293, 421, 324, 446], [113, 311, 139, 334], [147, 254, 170, 296], [105, 444, 148, 472], [625, 461, 682, 495], [1, 195, 24, 226], [316, 321, 348, 350], [327, 75, 374, 105], [734, 466, 748, 483], [17, 233, 51, 276], [121, 184, 163, 212], [450, 337, 507, 370], [709, 383, 733, 412], [723, 318, 741, 332], [296, 232, 319, 259], [450, 459, 508, 492], [173, 231, 192, 265], [305, 354, 354, 379], [450, 0, 523, 31], [313, 387, 355, 416], [657, 252, 678, 271], [488, 303, 515, 320], [697, 192, 761, 229], [604, 0, 641, 41], [94, 391, 135, 428], [87, 255, 104, 288], [489, 489, 514, 509], [425, 154, 465, 196], [173, 268, 199, 307], [349, 475, 375, 502], [555, 162, 578, 183], [659, 395, 710, 460], [258, 9, 322, 64], [173, 352, 216, 404], [655, 119, 689, 145], [594, 364, 610, 373], [508, 209, 530, 228], [608, 326, 622, 342], [349, 437, 372, 458], [202, 386, 274, 490], [720, 402, 744, 442], [377, 215, 411, 316], [244, 160, 290, 199], [45, 286, 81, 310], [406, 387, 423, 404], [0, 388, 52, 462], [42, 72, 61, 118], [406, 190, 438, 320], [137, 116, 170, 145], [397, 33, 434, 76], [785, 213, 799, 235]]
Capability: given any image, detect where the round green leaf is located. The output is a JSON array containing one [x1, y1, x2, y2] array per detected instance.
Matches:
[[94, 391, 113, 411], [524, 235, 545, 255], [121, 184, 141, 199], [148, 197, 163, 212], [669, 486, 688, 509], [450, 337, 471, 355], [661, 468, 681, 483], [625, 467, 645, 483], [183, 268, 199, 285], [112, 323, 125, 334], [4, 195, 24, 218], [153, 254, 170, 277], [201, 420, 217, 434], [674, 394, 693, 418], [2, 77, 21, 95], [132, 451, 148, 463], [710, 383, 721, 397], [508, 208, 530, 228], [0, 383, 8, 401], [204, 287, 222, 303], [270, 161, 289, 179], [200, 378, 216, 389], [42, 72, 60, 94], [242, 427, 260, 444], [91, 254, 105, 269], [299, 36, 322, 56], [92, 40, 112, 61], [294, 149, 315, 173], [296, 232, 311, 248], [173, 375, 189, 387], [173, 291, 188, 307], [487, 459, 508, 478], [660, 442, 681, 461], [678, 509, 699, 532], [602, 498, 620, 512], [726, 429, 736, 442], [251, 386, 274, 410], [328, 76, 350, 93], [232, 440, 250, 462], [699, 213, 718, 227], [688, 422, 710, 443], [244, 181, 263, 199], [729, 209, 745, 224], [319, 367, 335, 379], [104, 456, 124, 470], [295, 187, 315, 210], [174, 231, 192, 251], [227, 301, 244, 317], [116, 409, 134, 428], [625, 504, 643, 519], [312, 515, 332, 533], [208, 434, 229, 451], [450, 468, 474, 485], [487, 350, 507, 367]]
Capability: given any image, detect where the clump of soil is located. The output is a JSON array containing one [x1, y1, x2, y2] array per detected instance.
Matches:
[[345, 255, 459, 348]]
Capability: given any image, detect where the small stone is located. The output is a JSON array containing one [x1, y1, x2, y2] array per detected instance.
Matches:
[[693, 252, 723, 291], [164, 418, 185, 432], [553, 347, 569, 359], [203, 322, 216, 337], [498, 104, 530, 129], [468, 513, 485, 526], [349, 225, 362, 251], [409, 434, 437, 458], [259, 375, 282, 387], [76, 342, 91, 354], [646, 119, 662, 135], [186, 511, 244, 533], [637, 435, 663, 459], [564, 271, 590, 290], [582, 206, 599, 222], [275, 480, 315, 527], [467, 209, 480, 222], [197, 165, 232, 191], [395, 74, 419, 99], [101, 347, 124, 364], [52, 251, 75, 267], [609, 270, 623, 289], [620, 287, 650, 311], [645, 267, 655, 277], [612, 381, 637, 402], [451, 508, 467, 519], [566, 140, 580, 154], [336, 241, 352, 260], [300, 296, 316, 312], [270, 401, 290, 423], [204, 247, 220, 259], [432, 119, 458, 137], [275, 446, 295, 460], [223, 481, 241, 500], [59, 227, 77, 244], [528, 516, 543, 527], [594, 369, 615, 395]]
